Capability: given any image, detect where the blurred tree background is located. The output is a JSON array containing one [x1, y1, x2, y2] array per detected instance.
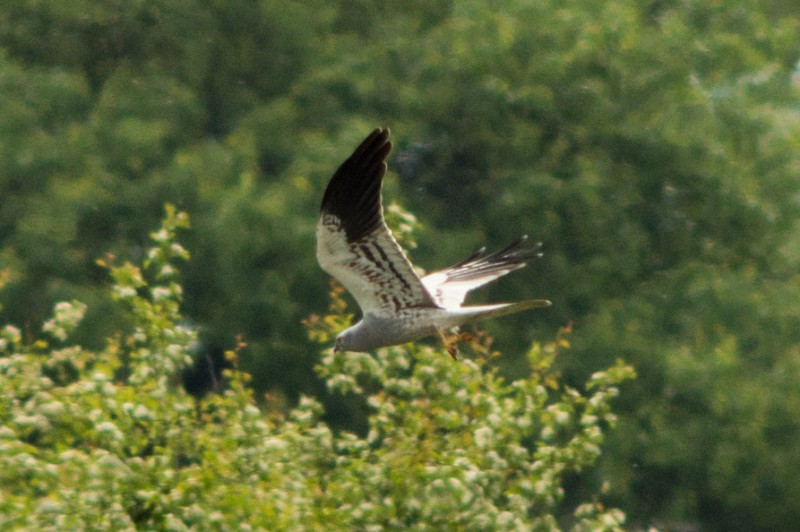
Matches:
[[1, 0, 799, 529]]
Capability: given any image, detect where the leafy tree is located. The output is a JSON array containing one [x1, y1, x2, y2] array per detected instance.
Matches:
[[1, 0, 799, 528], [0, 209, 633, 529]]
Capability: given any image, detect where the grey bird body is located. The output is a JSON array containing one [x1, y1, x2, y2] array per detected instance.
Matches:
[[336, 300, 551, 353]]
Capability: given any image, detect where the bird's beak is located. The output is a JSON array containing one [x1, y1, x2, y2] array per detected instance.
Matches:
[[333, 346, 340, 354]]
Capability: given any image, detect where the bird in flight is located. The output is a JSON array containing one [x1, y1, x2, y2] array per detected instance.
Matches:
[[316, 128, 550, 358]]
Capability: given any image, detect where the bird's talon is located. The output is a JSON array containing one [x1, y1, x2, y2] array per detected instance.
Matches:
[[447, 343, 460, 360], [437, 329, 460, 360]]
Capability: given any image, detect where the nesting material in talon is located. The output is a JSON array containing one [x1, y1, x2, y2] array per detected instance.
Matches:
[[457, 330, 477, 344]]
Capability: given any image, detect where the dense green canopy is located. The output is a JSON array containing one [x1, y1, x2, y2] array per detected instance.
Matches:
[[2, 1, 799, 528]]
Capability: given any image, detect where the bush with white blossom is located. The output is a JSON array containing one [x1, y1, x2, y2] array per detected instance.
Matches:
[[0, 207, 634, 530]]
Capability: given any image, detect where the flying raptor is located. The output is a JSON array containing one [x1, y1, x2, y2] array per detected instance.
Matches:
[[316, 128, 550, 358]]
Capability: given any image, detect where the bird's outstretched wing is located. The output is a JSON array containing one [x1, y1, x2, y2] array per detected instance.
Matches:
[[421, 236, 542, 308], [317, 128, 438, 315]]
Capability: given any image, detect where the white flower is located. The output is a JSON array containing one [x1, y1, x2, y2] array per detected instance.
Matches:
[[151, 287, 172, 302], [474, 426, 493, 448], [132, 404, 154, 421], [2, 324, 21, 344], [170, 242, 187, 256], [151, 228, 169, 242], [114, 286, 137, 299], [40, 401, 66, 418], [96, 421, 123, 442]]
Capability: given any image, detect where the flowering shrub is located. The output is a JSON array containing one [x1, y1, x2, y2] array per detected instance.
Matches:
[[0, 207, 634, 530]]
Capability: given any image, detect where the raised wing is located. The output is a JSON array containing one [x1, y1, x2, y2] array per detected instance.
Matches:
[[421, 236, 542, 308], [317, 128, 437, 315]]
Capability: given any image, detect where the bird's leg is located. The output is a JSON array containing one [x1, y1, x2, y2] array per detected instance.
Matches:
[[436, 328, 460, 360]]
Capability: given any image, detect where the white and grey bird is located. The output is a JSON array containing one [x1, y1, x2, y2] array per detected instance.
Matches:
[[316, 128, 550, 358]]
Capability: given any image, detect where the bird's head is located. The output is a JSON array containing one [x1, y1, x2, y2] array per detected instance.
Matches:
[[333, 324, 372, 353], [333, 327, 356, 354], [333, 334, 346, 354]]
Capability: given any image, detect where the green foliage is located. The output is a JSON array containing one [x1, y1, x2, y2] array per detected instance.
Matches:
[[0, 210, 633, 529], [2, 0, 800, 528]]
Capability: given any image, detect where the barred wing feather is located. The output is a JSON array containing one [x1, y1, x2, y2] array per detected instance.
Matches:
[[316, 128, 437, 315]]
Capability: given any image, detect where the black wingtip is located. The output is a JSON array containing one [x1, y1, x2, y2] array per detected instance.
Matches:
[[444, 236, 544, 282], [321, 128, 393, 242]]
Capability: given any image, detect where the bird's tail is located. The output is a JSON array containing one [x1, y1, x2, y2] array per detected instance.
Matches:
[[449, 299, 551, 325]]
